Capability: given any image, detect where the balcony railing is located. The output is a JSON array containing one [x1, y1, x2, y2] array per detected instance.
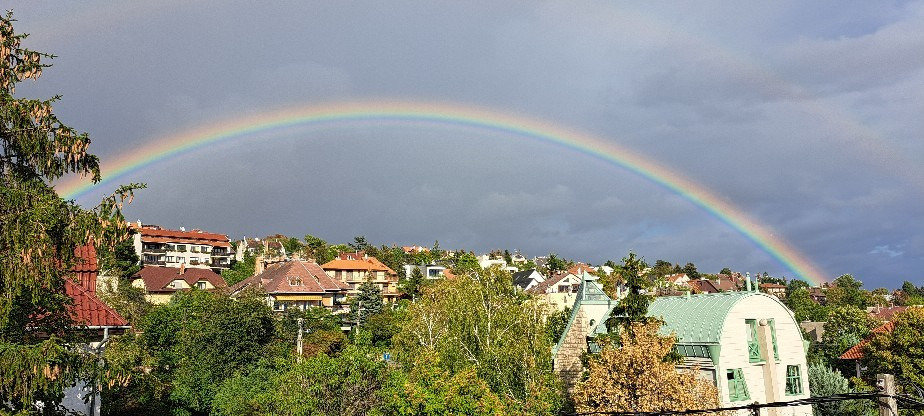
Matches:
[[142, 247, 167, 253], [143, 260, 166, 266], [211, 250, 231, 256]]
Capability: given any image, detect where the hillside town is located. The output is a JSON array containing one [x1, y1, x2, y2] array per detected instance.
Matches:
[[3, 6, 924, 416], [50, 221, 921, 415]]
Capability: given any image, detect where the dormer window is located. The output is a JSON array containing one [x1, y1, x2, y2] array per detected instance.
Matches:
[[288, 275, 303, 286]]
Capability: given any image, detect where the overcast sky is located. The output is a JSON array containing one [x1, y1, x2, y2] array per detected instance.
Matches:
[[9, 1, 924, 288]]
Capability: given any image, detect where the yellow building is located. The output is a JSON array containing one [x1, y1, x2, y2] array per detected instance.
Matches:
[[322, 251, 401, 302]]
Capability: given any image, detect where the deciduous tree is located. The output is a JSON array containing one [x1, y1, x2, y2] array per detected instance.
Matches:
[[572, 320, 720, 414], [392, 266, 563, 414]]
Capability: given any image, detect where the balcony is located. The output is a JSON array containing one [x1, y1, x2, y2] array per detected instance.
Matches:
[[211, 249, 231, 257], [142, 247, 167, 254], [143, 259, 166, 266]]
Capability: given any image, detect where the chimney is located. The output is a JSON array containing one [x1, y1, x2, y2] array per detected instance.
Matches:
[[254, 256, 265, 276], [179, 263, 186, 275], [745, 273, 752, 292], [180, 226, 186, 232]]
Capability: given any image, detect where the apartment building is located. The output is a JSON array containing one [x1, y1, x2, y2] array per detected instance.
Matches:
[[131, 222, 234, 273]]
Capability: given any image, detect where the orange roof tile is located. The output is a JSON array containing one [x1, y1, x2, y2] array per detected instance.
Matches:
[[838, 321, 895, 360]]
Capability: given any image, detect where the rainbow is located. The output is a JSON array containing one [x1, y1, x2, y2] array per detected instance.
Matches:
[[57, 99, 827, 284]]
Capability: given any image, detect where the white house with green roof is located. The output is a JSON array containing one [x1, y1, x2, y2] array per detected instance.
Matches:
[[556, 277, 812, 415], [643, 291, 812, 415]]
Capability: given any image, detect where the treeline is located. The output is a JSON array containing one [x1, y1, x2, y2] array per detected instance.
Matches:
[[100, 266, 566, 415]]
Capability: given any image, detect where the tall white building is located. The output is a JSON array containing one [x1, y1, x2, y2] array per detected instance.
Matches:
[[131, 222, 234, 273]]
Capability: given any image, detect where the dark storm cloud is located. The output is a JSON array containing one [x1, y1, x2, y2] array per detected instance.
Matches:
[[7, 1, 924, 287]]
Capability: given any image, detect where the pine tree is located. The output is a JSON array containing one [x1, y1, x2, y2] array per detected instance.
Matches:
[[0, 11, 142, 409], [607, 252, 651, 333]]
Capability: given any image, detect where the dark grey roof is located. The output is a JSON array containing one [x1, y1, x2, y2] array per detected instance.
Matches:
[[512, 269, 542, 288]]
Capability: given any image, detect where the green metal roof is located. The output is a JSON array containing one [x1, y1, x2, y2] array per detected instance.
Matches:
[[646, 291, 769, 345]]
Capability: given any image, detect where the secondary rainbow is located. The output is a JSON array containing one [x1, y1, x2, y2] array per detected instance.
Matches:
[[57, 100, 828, 284]]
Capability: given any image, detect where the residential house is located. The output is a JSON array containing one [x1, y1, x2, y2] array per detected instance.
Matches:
[[131, 265, 228, 304], [556, 275, 812, 415], [402, 263, 446, 280], [131, 222, 234, 272], [867, 305, 908, 322], [61, 245, 130, 415], [760, 283, 787, 299], [236, 236, 288, 263], [322, 251, 400, 302], [528, 271, 583, 312], [476, 254, 518, 273], [711, 273, 743, 292], [664, 273, 691, 287], [687, 279, 720, 294], [808, 287, 827, 305], [230, 260, 349, 312], [643, 292, 811, 415], [402, 245, 430, 254], [512, 269, 546, 292]]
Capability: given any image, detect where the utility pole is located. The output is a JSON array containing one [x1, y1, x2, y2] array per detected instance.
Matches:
[[296, 317, 304, 363], [877, 374, 897, 416]]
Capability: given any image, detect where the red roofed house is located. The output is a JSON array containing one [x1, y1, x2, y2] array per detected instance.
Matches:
[[131, 265, 228, 304], [131, 221, 234, 273], [322, 251, 400, 302], [60, 245, 130, 416], [838, 321, 896, 377], [68, 244, 131, 337], [229, 260, 349, 312], [528, 271, 582, 312], [687, 279, 720, 294]]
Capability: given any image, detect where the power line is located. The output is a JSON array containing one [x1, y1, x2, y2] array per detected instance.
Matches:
[[567, 391, 923, 416]]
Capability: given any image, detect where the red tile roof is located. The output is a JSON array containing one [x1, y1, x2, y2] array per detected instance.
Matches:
[[868, 306, 909, 322], [838, 321, 894, 360], [231, 260, 348, 294], [136, 226, 232, 247], [67, 245, 128, 327], [322, 251, 397, 276], [66, 280, 129, 327], [133, 266, 227, 293], [688, 279, 720, 294], [528, 271, 577, 294]]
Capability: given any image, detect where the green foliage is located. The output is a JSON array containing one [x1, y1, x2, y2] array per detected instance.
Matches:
[[0, 11, 143, 410], [221, 251, 255, 286], [546, 307, 571, 345], [350, 235, 372, 252], [786, 279, 811, 297], [826, 274, 869, 309], [99, 236, 141, 279], [210, 367, 279, 416], [818, 305, 879, 372], [808, 364, 849, 416], [282, 237, 303, 257], [719, 267, 733, 276], [351, 281, 385, 325], [362, 307, 405, 348], [379, 351, 509, 415], [785, 287, 829, 322], [400, 266, 427, 300], [607, 252, 652, 333], [864, 307, 924, 388], [681, 262, 700, 280], [98, 278, 153, 324], [303, 234, 334, 264], [544, 253, 567, 274], [277, 345, 389, 415], [392, 266, 563, 414], [104, 291, 275, 415]]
